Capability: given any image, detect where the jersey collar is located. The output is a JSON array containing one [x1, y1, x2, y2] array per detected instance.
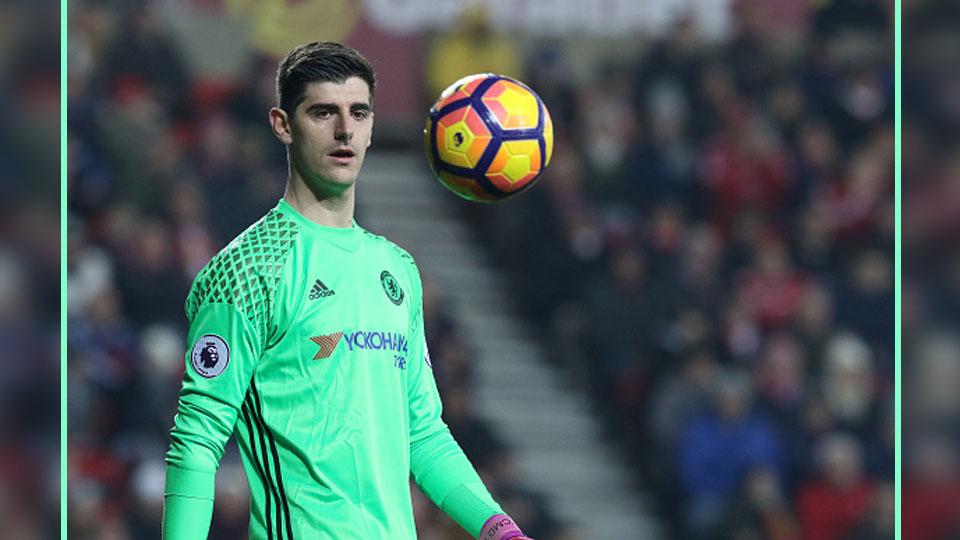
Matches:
[[275, 199, 363, 252]]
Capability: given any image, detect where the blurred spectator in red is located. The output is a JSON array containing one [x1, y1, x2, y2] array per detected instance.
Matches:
[[903, 436, 960, 540], [811, 144, 889, 245], [797, 433, 874, 540], [735, 237, 811, 331], [703, 103, 792, 234], [846, 481, 894, 540]]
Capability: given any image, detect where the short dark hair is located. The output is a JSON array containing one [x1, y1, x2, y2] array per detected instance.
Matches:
[[275, 42, 376, 114]]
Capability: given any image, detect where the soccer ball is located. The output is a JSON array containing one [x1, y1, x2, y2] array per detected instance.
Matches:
[[424, 74, 554, 202]]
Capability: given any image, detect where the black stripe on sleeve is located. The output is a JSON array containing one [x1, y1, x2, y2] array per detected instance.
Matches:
[[243, 396, 281, 540], [250, 380, 295, 540]]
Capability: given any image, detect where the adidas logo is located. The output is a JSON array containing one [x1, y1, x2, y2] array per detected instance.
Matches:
[[309, 279, 335, 300]]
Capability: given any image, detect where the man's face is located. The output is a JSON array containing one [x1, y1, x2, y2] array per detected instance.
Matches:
[[274, 77, 373, 195]]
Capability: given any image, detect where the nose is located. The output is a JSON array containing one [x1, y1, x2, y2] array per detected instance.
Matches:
[[335, 112, 353, 142]]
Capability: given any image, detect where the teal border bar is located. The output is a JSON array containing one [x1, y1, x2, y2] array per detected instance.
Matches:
[[61, 0, 68, 538], [894, 0, 901, 538]]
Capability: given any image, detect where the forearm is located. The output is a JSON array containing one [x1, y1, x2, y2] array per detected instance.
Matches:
[[410, 427, 503, 536], [162, 465, 216, 539], [162, 404, 226, 539]]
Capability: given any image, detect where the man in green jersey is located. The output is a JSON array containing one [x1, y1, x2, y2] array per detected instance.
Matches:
[[162, 42, 533, 540]]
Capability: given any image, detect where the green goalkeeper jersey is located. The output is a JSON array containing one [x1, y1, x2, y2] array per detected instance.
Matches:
[[164, 199, 504, 539]]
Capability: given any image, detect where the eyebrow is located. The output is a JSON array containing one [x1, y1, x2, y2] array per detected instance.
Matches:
[[305, 102, 371, 114]]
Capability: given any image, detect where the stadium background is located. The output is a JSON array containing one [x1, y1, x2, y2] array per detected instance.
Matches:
[[66, 1, 899, 539], [0, 2, 59, 539]]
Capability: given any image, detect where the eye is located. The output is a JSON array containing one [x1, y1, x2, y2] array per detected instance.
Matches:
[[352, 109, 370, 120], [313, 109, 332, 119]]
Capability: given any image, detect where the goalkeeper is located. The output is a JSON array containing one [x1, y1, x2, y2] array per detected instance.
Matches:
[[163, 42, 532, 540]]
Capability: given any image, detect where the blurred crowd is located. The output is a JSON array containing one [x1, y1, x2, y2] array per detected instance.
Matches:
[[67, 0, 900, 539], [903, 1, 960, 540], [0, 1, 60, 538], [463, 1, 896, 539]]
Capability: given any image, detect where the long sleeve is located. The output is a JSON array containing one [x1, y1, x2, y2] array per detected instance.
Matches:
[[162, 468, 215, 538], [404, 263, 504, 537], [163, 300, 263, 538], [410, 425, 504, 536]]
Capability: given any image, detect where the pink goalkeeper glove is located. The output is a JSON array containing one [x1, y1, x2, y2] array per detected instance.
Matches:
[[478, 514, 532, 540]]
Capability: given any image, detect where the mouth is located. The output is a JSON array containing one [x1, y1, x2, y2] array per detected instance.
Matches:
[[328, 147, 356, 163]]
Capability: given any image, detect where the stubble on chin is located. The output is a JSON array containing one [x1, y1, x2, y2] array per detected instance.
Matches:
[[300, 163, 357, 199]]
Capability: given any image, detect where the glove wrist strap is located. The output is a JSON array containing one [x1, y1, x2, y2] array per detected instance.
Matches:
[[478, 513, 524, 540]]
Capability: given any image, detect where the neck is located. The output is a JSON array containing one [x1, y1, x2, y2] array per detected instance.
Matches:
[[283, 169, 356, 228]]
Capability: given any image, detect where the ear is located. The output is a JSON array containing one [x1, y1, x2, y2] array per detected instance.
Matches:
[[367, 111, 374, 148], [269, 107, 293, 145]]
